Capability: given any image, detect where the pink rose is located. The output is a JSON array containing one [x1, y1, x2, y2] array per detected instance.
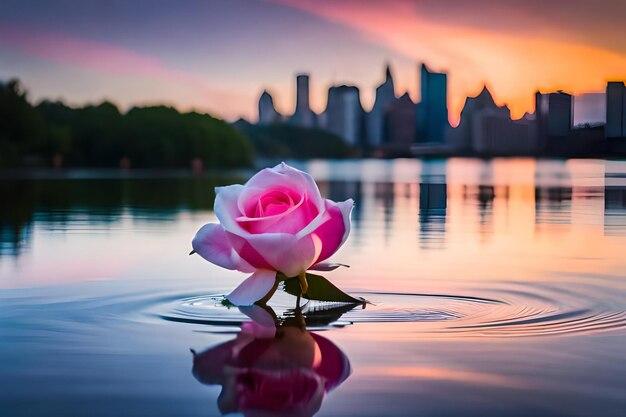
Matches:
[[192, 162, 353, 306]]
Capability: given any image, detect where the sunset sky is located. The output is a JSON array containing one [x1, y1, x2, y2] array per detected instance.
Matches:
[[1, 0, 625, 125]]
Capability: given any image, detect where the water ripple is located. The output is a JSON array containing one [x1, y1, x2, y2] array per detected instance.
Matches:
[[7, 281, 622, 338], [149, 284, 626, 338]]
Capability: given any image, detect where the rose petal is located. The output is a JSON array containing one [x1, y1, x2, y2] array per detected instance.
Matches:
[[235, 188, 307, 234], [237, 196, 319, 235], [216, 186, 284, 268], [237, 186, 299, 218], [217, 183, 308, 238], [214, 184, 248, 236], [275, 233, 323, 277], [292, 197, 331, 239], [226, 232, 275, 270], [192, 223, 255, 272], [246, 162, 324, 213], [309, 262, 350, 271], [237, 232, 323, 277], [227, 269, 277, 306], [229, 222, 329, 272], [236, 186, 263, 217], [313, 199, 354, 264]]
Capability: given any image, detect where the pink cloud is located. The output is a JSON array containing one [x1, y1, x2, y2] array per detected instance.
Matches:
[[0, 24, 204, 84], [272, 0, 626, 123], [0, 24, 253, 120]]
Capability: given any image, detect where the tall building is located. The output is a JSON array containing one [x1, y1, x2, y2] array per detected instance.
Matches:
[[534, 90, 573, 154], [383, 93, 415, 154], [257, 90, 281, 125], [366, 64, 396, 148], [415, 64, 449, 143], [454, 87, 505, 151], [535, 91, 572, 139], [452, 86, 536, 155], [324, 85, 364, 146], [289, 74, 316, 128], [472, 108, 535, 155], [606, 81, 626, 138]]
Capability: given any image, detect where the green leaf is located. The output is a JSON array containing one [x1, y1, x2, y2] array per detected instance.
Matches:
[[282, 272, 367, 304], [220, 297, 235, 308]]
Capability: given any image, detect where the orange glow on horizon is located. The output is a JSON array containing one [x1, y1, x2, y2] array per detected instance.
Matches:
[[274, 0, 626, 125]]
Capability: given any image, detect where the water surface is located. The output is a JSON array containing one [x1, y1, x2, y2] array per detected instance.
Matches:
[[1, 158, 626, 416]]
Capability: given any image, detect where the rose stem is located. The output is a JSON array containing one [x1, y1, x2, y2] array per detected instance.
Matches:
[[298, 271, 308, 295]]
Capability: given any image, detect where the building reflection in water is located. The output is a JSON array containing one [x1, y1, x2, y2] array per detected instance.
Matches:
[[477, 185, 496, 213], [604, 169, 626, 236], [535, 186, 573, 226], [476, 161, 496, 231], [418, 160, 447, 250], [374, 181, 395, 243], [533, 160, 573, 227], [5, 159, 626, 278], [191, 305, 351, 417], [319, 179, 363, 243]]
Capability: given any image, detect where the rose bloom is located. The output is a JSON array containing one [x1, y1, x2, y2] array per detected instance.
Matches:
[[192, 162, 353, 305]]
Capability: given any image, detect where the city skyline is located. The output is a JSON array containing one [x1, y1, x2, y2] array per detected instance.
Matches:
[[1, 0, 625, 124], [256, 66, 624, 157], [258, 63, 616, 127]]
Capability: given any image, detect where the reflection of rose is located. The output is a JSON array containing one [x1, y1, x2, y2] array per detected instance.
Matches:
[[224, 367, 325, 417], [192, 163, 353, 306], [192, 323, 350, 417]]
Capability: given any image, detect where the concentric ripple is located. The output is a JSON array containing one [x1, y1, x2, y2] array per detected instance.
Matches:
[[150, 283, 626, 337], [153, 291, 491, 329], [442, 283, 626, 337]]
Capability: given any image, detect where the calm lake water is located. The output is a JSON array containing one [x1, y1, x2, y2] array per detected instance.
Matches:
[[1, 158, 626, 416]]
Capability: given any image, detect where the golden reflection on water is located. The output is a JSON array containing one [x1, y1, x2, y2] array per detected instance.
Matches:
[[361, 366, 525, 388], [307, 158, 626, 294], [1, 158, 625, 297]]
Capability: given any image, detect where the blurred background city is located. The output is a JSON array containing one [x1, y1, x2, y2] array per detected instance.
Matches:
[[1, 0, 626, 170]]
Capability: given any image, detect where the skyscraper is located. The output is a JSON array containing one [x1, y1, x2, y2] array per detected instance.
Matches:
[[324, 85, 364, 146], [455, 86, 504, 151], [453, 86, 535, 155], [415, 64, 448, 143], [535, 90, 573, 145], [606, 81, 626, 138], [290, 74, 315, 128], [383, 93, 415, 154], [257, 90, 281, 125], [366, 64, 396, 147]]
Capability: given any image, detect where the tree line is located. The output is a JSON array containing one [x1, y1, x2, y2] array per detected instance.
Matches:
[[0, 79, 353, 169], [0, 79, 252, 169]]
